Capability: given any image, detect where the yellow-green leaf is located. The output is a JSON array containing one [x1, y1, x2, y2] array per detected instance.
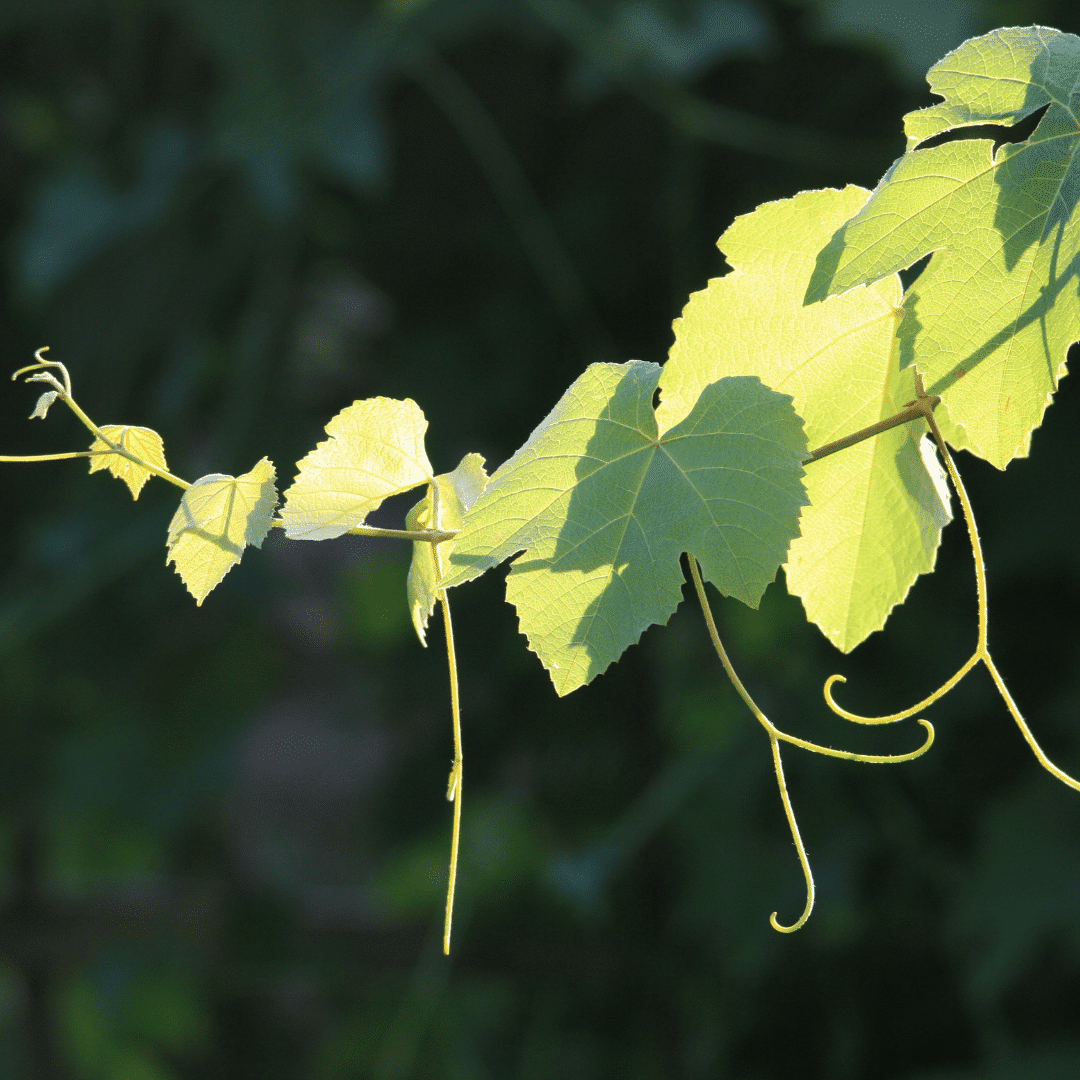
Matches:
[[29, 391, 58, 419], [280, 398, 433, 540], [445, 361, 808, 696], [166, 457, 278, 606], [406, 453, 488, 646], [808, 26, 1080, 467], [660, 187, 952, 652], [88, 425, 168, 500]]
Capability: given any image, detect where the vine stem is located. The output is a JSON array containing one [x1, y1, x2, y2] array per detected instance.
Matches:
[[804, 390, 941, 463], [266, 521, 456, 544], [685, 555, 932, 933], [440, 586, 464, 955], [686, 555, 813, 932], [823, 378, 1080, 794], [349, 525, 457, 544], [0, 452, 95, 463], [10, 352, 191, 490], [923, 409, 1080, 793], [427, 474, 465, 955], [7, 352, 459, 546]]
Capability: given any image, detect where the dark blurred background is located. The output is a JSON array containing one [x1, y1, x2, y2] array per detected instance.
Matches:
[[1, 0, 1079, 1077]]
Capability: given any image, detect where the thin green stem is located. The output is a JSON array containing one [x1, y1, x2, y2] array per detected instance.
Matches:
[[923, 409, 1080, 793], [822, 377, 980, 726], [766, 735, 814, 933], [982, 653, 1080, 793], [0, 452, 95, 462], [823, 656, 980, 726], [426, 478, 465, 955], [804, 394, 941, 464], [687, 555, 816, 931], [440, 586, 463, 955], [922, 410, 987, 652], [350, 525, 457, 543], [7, 353, 192, 491], [12, 349, 71, 394], [266, 521, 457, 544], [686, 556, 775, 730], [686, 554, 934, 933], [60, 395, 191, 491], [828, 386, 1080, 793], [774, 720, 934, 763]]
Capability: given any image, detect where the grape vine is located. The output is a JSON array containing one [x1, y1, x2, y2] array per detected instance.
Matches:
[[5, 24, 1080, 953]]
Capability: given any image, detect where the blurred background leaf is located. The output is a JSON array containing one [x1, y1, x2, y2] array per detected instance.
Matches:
[[1, 0, 1079, 1077]]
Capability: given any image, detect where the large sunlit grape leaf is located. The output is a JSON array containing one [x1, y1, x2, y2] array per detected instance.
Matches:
[[280, 397, 433, 540], [659, 187, 952, 652], [442, 360, 808, 696], [167, 457, 278, 605], [406, 452, 488, 646], [88, 425, 168, 499], [809, 26, 1080, 468]]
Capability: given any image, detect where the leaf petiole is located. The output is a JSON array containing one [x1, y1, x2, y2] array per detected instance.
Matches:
[[804, 391, 941, 464]]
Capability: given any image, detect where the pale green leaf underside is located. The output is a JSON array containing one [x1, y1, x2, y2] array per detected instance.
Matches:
[[280, 397, 433, 540], [812, 26, 1080, 468], [167, 457, 278, 605], [88, 424, 168, 500], [443, 360, 808, 696], [30, 391, 58, 419], [661, 187, 952, 652], [406, 452, 488, 646]]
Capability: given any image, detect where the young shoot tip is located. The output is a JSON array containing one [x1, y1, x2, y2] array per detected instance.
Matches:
[[12, 347, 72, 397]]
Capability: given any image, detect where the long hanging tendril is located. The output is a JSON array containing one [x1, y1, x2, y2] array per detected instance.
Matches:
[[823, 379, 1080, 794], [686, 555, 934, 933]]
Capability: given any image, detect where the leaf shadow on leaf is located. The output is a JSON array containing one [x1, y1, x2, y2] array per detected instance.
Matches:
[[501, 362, 672, 690], [991, 64, 1071, 274], [903, 221, 1079, 402], [804, 215, 857, 306], [173, 472, 278, 555], [172, 524, 244, 559], [809, 37, 1080, 415], [509, 364, 806, 691]]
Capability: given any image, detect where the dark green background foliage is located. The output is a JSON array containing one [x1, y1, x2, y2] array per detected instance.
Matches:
[[1, 0, 1079, 1076]]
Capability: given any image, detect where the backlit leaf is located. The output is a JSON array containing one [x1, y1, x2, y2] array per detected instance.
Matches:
[[88, 425, 168, 500], [809, 26, 1080, 467], [444, 361, 807, 696], [29, 391, 58, 419], [660, 187, 952, 652], [406, 453, 488, 646], [167, 457, 277, 606], [280, 397, 432, 540]]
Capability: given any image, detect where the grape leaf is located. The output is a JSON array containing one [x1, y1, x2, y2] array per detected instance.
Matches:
[[443, 361, 808, 696], [167, 457, 278, 605], [88, 424, 168, 499], [280, 397, 433, 540], [29, 391, 59, 419], [808, 26, 1080, 468], [406, 452, 488, 646], [659, 187, 952, 652]]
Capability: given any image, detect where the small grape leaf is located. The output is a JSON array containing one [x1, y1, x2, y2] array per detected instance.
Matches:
[[167, 457, 278, 605], [808, 26, 1080, 468], [406, 453, 488, 646], [280, 397, 433, 540], [660, 187, 952, 652], [443, 361, 808, 696], [29, 391, 58, 419], [88, 424, 168, 499]]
